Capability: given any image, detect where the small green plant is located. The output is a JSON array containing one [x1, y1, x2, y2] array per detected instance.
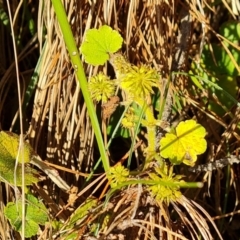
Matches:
[[0, 131, 73, 237], [0, 131, 70, 191], [80, 25, 207, 204], [48, 3, 219, 238], [4, 193, 48, 238]]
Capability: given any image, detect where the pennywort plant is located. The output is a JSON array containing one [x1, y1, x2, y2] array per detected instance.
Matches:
[[50, 1, 206, 202], [80, 25, 206, 202], [51, 0, 206, 206]]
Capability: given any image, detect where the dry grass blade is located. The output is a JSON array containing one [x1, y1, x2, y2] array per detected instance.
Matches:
[[177, 196, 223, 240], [0, 185, 11, 240], [68, 184, 219, 239]]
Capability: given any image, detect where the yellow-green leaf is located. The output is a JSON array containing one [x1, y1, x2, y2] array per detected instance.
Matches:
[[159, 120, 207, 166], [0, 131, 32, 163], [4, 194, 48, 238], [0, 131, 39, 186], [80, 25, 123, 66]]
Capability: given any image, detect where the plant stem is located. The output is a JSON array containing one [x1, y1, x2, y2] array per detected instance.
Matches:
[[51, 0, 109, 171], [134, 98, 156, 159]]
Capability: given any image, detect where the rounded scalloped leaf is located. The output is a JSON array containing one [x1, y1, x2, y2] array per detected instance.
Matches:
[[0, 131, 39, 186], [160, 120, 207, 166], [0, 131, 32, 163], [4, 194, 48, 238], [80, 25, 123, 66]]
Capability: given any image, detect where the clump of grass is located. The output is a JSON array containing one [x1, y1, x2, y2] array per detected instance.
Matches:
[[1, 0, 240, 239]]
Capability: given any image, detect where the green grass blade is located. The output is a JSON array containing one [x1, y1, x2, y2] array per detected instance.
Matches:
[[51, 0, 109, 171]]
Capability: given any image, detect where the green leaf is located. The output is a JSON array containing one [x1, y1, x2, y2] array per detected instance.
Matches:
[[67, 197, 97, 228], [160, 120, 207, 166], [201, 22, 240, 77], [0, 131, 39, 186], [4, 194, 48, 238], [202, 44, 240, 77], [190, 62, 238, 116], [220, 21, 240, 44], [0, 8, 10, 26], [0, 131, 32, 163], [61, 197, 98, 239], [80, 25, 123, 66]]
